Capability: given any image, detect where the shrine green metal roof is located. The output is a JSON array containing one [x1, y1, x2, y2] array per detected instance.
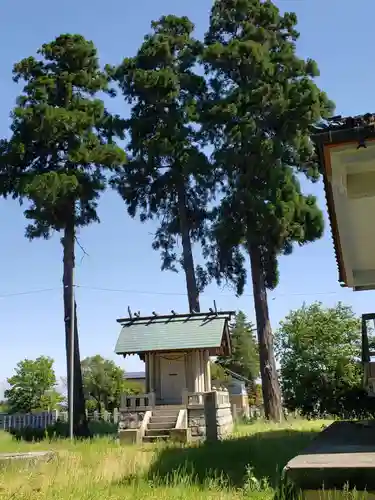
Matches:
[[114, 312, 233, 355]]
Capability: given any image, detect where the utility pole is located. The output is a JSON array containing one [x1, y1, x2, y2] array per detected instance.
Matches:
[[69, 265, 75, 440]]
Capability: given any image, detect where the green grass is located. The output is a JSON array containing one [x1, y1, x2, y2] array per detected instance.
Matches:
[[0, 419, 329, 499]]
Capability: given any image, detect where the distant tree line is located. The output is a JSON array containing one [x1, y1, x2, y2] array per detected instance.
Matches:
[[2, 355, 143, 414]]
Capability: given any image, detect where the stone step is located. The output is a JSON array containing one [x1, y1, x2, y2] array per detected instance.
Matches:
[[0, 451, 56, 464], [153, 408, 181, 414], [148, 421, 175, 430], [145, 428, 173, 437], [285, 421, 375, 492], [151, 413, 178, 422], [143, 435, 170, 443], [154, 404, 181, 408], [150, 415, 177, 423]]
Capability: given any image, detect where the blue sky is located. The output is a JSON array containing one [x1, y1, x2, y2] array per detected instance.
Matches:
[[1, 0, 374, 390]]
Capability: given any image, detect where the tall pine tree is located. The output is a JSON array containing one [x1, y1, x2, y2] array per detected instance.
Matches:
[[109, 16, 215, 312], [4, 34, 125, 435], [218, 311, 259, 384], [202, 0, 334, 420]]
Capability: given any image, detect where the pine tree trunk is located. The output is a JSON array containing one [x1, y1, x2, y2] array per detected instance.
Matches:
[[177, 183, 200, 313], [248, 243, 282, 422], [62, 218, 90, 437]]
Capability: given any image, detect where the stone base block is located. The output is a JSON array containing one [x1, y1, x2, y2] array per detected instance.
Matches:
[[285, 421, 375, 492], [303, 491, 375, 500], [0, 451, 56, 465], [170, 428, 190, 443], [118, 429, 140, 445]]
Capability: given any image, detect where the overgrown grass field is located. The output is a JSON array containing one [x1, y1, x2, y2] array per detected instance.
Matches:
[[0, 419, 329, 500]]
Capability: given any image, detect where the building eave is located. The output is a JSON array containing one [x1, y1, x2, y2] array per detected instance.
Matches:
[[311, 113, 375, 288], [316, 144, 347, 286]]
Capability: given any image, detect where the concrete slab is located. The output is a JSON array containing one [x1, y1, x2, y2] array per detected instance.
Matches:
[[0, 451, 56, 465], [285, 421, 375, 491]]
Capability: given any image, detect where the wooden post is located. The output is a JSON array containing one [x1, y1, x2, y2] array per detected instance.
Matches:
[[149, 353, 154, 393], [182, 388, 189, 406], [184, 352, 190, 393], [113, 408, 119, 424], [195, 351, 199, 392], [232, 404, 237, 422], [204, 350, 211, 392], [362, 315, 370, 363], [149, 391, 156, 408], [145, 353, 150, 393], [196, 350, 203, 392], [199, 351, 204, 392]]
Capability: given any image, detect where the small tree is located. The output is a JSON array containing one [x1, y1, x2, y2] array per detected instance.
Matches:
[[248, 384, 263, 407], [5, 356, 57, 414], [275, 302, 362, 416], [81, 355, 128, 411], [202, 0, 334, 421], [122, 380, 144, 396], [210, 362, 230, 386], [37, 389, 64, 412], [218, 311, 259, 384], [0, 401, 9, 413], [110, 16, 214, 312], [4, 34, 125, 435]]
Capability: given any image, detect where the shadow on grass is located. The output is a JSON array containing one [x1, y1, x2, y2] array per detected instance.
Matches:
[[148, 428, 319, 488]]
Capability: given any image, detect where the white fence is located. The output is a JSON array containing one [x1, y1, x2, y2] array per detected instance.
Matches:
[[120, 393, 155, 410], [182, 390, 231, 408], [0, 409, 120, 431]]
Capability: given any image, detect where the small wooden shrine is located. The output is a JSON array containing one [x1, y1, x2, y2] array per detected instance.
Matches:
[[115, 309, 233, 405]]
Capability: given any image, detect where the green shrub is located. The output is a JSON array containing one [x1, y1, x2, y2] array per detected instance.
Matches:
[[88, 420, 117, 436], [9, 421, 68, 441], [9, 426, 46, 442], [8, 418, 118, 442]]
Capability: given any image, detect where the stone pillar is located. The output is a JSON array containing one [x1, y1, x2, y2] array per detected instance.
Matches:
[[204, 391, 218, 442]]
